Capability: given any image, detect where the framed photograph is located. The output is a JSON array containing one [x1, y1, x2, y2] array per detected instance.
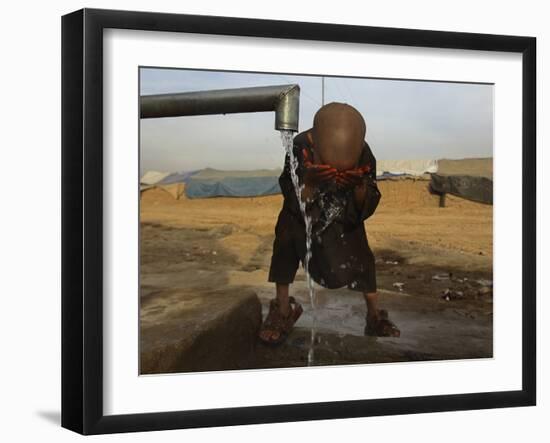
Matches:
[[61, 8, 536, 435]]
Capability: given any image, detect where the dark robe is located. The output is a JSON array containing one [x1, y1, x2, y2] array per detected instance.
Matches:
[[268, 129, 381, 292]]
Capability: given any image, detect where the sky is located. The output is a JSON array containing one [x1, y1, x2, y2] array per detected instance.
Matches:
[[139, 68, 493, 173]]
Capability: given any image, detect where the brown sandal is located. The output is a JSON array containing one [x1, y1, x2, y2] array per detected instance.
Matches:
[[259, 296, 303, 345], [365, 309, 401, 337]]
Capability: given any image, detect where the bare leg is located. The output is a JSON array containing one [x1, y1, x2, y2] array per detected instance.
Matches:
[[259, 283, 291, 342], [363, 291, 380, 321], [275, 283, 291, 316], [363, 290, 400, 337]]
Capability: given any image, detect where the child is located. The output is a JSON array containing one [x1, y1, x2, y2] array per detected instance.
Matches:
[[259, 102, 400, 345]]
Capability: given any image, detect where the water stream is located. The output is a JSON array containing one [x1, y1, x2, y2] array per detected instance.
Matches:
[[280, 130, 317, 366]]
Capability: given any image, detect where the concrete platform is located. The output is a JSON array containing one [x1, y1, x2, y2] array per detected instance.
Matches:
[[251, 287, 493, 369], [140, 287, 262, 374]]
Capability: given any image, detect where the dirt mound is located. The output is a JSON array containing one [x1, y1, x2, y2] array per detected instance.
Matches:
[[377, 179, 488, 210], [438, 158, 493, 179]]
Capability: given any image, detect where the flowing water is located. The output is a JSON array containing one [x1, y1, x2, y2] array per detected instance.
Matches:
[[280, 130, 317, 365]]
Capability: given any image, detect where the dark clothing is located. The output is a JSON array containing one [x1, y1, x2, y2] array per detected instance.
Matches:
[[268, 130, 381, 292]]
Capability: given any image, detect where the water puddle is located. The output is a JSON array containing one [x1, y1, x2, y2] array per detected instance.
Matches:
[[280, 130, 317, 366]]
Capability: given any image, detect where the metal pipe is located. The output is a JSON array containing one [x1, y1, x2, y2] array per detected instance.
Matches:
[[140, 84, 301, 132]]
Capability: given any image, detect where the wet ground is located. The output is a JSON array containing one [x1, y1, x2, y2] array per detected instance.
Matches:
[[140, 222, 493, 373], [252, 285, 492, 369]]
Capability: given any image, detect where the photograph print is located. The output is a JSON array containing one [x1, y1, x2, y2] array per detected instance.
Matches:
[[139, 67, 493, 375]]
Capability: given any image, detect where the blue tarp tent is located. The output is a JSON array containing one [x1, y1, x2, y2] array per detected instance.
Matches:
[[158, 170, 200, 184], [184, 168, 283, 199]]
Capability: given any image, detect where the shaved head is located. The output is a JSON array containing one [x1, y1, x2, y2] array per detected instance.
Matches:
[[312, 102, 366, 170]]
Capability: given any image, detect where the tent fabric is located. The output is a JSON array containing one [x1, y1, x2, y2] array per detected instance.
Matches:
[[377, 171, 406, 180], [158, 170, 200, 184], [140, 170, 171, 185], [377, 172, 433, 181], [186, 175, 281, 198], [377, 159, 438, 176], [184, 168, 283, 198], [190, 168, 283, 179], [141, 170, 200, 186], [140, 183, 186, 199], [140, 158, 493, 201], [430, 174, 493, 205]]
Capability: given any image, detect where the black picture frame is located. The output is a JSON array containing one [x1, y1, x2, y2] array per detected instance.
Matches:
[[61, 8, 536, 435]]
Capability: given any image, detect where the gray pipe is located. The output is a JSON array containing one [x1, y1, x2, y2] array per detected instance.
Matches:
[[140, 84, 301, 132]]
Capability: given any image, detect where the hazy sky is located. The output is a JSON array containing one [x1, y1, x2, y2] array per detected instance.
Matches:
[[140, 68, 493, 173]]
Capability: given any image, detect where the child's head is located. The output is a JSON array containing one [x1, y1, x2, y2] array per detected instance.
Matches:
[[312, 103, 366, 171]]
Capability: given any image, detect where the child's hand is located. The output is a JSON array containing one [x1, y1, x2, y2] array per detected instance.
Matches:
[[334, 170, 364, 189], [303, 164, 338, 187]]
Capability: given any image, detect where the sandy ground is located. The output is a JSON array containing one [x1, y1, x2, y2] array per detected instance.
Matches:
[[140, 179, 493, 371]]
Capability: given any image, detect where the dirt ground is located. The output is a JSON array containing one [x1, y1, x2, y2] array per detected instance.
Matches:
[[140, 179, 493, 372]]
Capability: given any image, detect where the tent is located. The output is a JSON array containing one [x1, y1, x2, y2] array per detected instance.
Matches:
[[430, 174, 493, 205], [140, 157, 493, 204], [158, 170, 200, 184], [185, 168, 282, 199], [377, 159, 438, 177], [140, 170, 198, 200], [430, 158, 493, 205], [140, 170, 171, 186], [184, 161, 440, 198]]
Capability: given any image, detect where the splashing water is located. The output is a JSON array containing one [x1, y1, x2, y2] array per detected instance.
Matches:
[[280, 130, 317, 366]]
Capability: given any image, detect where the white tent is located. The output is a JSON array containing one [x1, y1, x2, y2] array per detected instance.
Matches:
[[140, 170, 171, 186], [377, 159, 438, 176]]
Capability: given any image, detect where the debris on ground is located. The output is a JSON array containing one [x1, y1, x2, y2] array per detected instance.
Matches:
[[393, 282, 405, 291], [441, 288, 464, 301], [478, 286, 493, 297], [476, 279, 493, 287]]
